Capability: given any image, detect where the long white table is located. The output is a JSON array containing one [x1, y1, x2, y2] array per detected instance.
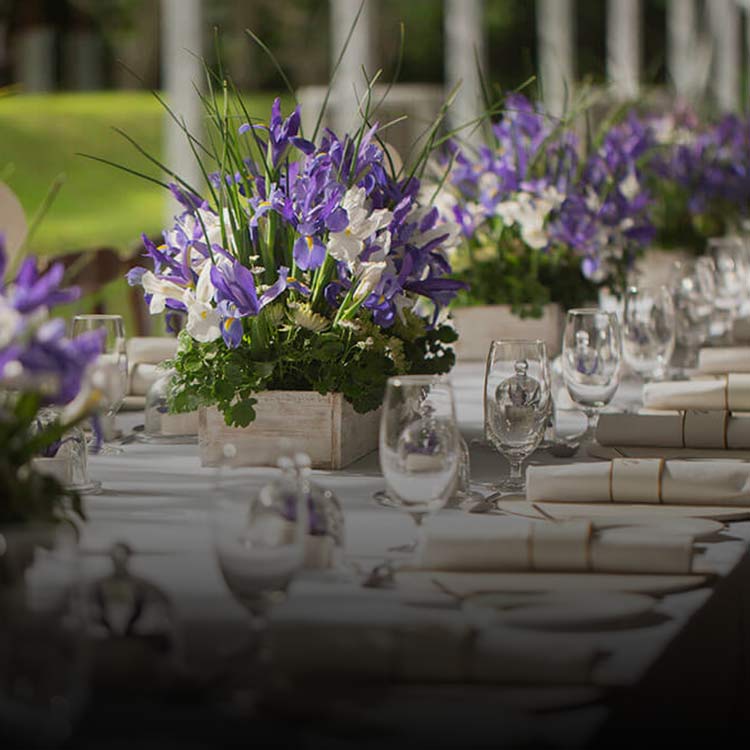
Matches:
[[73, 364, 750, 747]]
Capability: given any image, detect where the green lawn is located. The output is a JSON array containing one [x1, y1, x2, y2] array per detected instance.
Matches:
[[0, 90, 288, 257], [1, 91, 288, 332]]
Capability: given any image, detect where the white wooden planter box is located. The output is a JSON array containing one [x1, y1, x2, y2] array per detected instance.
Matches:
[[198, 391, 381, 470], [450, 304, 565, 361]]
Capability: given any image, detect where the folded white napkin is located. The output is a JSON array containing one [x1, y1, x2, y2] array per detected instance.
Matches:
[[527, 458, 750, 507], [642, 375, 750, 411], [596, 410, 750, 449], [269, 598, 597, 684], [697, 347, 750, 374], [126, 337, 178, 396], [126, 336, 178, 365], [417, 516, 693, 574], [732, 318, 750, 343]]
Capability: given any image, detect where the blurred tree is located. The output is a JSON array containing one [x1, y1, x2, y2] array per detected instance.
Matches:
[[69, 0, 159, 88]]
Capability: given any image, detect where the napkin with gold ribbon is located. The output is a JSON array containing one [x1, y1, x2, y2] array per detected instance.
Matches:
[[417, 516, 693, 574], [596, 410, 750, 449], [270, 597, 599, 684], [642, 375, 750, 411], [697, 347, 750, 374], [526, 458, 750, 506]]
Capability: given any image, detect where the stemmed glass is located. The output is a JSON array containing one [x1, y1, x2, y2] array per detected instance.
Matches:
[[622, 284, 676, 381], [562, 309, 621, 443], [484, 339, 551, 496], [670, 257, 716, 373], [706, 237, 748, 341], [378, 376, 459, 554], [212, 455, 308, 686], [70, 314, 127, 455]]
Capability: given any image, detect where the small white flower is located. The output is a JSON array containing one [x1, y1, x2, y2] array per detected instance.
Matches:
[[141, 272, 186, 315], [0, 301, 21, 349], [185, 263, 221, 343], [496, 199, 520, 226], [353, 261, 387, 302], [291, 303, 329, 333], [327, 187, 392, 268], [584, 188, 601, 213], [619, 171, 640, 201]]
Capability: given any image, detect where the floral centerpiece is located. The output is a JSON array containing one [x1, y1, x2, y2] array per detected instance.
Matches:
[[0, 235, 104, 526], [434, 93, 656, 306], [636, 107, 750, 251], [125, 97, 464, 436]]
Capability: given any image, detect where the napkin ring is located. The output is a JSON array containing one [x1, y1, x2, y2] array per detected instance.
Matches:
[[609, 458, 665, 504], [681, 409, 730, 450]]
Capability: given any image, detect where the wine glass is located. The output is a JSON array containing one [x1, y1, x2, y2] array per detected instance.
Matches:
[[670, 257, 716, 373], [706, 237, 747, 341], [212, 455, 308, 679], [70, 314, 127, 455], [484, 339, 551, 496], [622, 284, 676, 381], [378, 376, 459, 554], [562, 309, 621, 443]]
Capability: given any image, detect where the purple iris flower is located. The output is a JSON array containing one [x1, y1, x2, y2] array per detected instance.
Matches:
[[293, 234, 326, 271], [244, 98, 315, 167], [16, 320, 104, 404], [10, 259, 79, 314], [211, 260, 260, 317], [216, 301, 244, 349], [168, 183, 205, 213], [126, 267, 147, 287]]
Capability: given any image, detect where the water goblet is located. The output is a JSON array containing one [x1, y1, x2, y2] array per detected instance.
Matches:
[[562, 309, 621, 443], [212, 454, 308, 685], [484, 339, 551, 496], [670, 257, 716, 373], [378, 376, 460, 554], [622, 284, 676, 381], [70, 314, 127, 455], [706, 237, 747, 341]]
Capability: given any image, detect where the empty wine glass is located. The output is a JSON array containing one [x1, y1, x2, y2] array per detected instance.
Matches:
[[70, 314, 127, 455], [622, 284, 676, 381], [670, 257, 716, 372], [378, 376, 459, 554], [706, 237, 748, 340], [212, 453, 308, 677], [484, 339, 551, 495], [562, 309, 621, 443]]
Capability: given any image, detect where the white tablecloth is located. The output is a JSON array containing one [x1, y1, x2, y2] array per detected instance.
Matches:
[[79, 364, 750, 746]]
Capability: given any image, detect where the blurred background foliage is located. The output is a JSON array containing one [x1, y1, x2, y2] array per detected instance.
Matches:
[[0, 0, 676, 258]]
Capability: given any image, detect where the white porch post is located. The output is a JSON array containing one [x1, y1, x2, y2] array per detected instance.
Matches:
[[606, 0, 641, 101], [444, 0, 486, 144], [330, 0, 374, 136], [667, 0, 697, 98], [161, 0, 204, 218], [708, 0, 741, 112], [536, 0, 576, 119]]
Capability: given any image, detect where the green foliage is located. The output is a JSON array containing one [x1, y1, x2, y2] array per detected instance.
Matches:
[[453, 238, 597, 318], [0, 393, 85, 527], [0, 91, 291, 257], [168, 314, 456, 428]]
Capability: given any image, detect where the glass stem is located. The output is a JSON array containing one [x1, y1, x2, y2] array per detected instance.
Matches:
[[583, 409, 599, 442], [509, 459, 523, 482]]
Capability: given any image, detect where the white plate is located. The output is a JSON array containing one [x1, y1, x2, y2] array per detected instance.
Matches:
[[396, 570, 709, 598], [498, 498, 750, 523], [465, 591, 656, 631]]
